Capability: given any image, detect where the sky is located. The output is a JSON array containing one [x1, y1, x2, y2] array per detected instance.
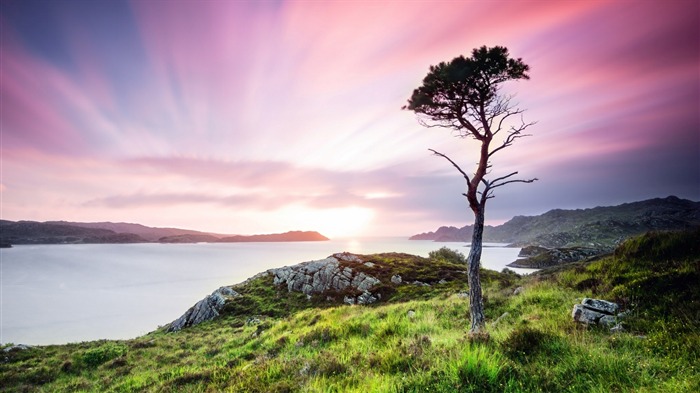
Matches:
[[1, 0, 698, 238]]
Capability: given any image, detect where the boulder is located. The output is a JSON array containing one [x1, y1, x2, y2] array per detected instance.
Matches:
[[571, 298, 622, 330], [582, 298, 619, 315], [167, 287, 240, 332], [598, 315, 617, 327], [572, 304, 607, 325], [391, 275, 403, 284]]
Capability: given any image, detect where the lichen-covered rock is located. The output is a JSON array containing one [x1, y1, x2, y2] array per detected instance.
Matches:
[[582, 298, 619, 315], [270, 255, 381, 299], [391, 275, 402, 284], [167, 287, 240, 332], [572, 298, 621, 327], [598, 315, 617, 327], [333, 252, 363, 263], [572, 304, 607, 324]]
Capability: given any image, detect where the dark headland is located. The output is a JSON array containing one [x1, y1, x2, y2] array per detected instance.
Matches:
[[0, 220, 329, 246]]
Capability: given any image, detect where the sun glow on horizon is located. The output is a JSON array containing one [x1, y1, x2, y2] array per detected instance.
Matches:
[[283, 206, 375, 239]]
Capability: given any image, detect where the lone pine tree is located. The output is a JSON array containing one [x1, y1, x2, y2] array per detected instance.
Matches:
[[404, 46, 537, 334]]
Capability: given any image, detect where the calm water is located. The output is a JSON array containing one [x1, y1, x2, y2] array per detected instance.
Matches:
[[0, 238, 533, 345]]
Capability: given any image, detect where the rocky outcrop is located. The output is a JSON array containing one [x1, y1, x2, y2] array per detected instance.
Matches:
[[165, 253, 385, 332], [572, 298, 626, 331], [518, 245, 548, 257], [167, 287, 240, 332], [269, 253, 381, 304], [508, 247, 605, 268]]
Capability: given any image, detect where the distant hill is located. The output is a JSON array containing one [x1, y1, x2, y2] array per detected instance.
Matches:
[[0, 220, 148, 244], [410, 196, 700, 249], [0, 221, 329, 245], [47, 221, 224, 242]]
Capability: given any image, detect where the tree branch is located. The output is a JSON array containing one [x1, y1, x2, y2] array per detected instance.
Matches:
[[490, 177, 538, 189], [428, 149, 471, 185], [489, 171, 519, 185], [488, 117, 536, 158]]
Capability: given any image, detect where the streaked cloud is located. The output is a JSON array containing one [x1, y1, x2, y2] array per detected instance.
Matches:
[[1, 0, 697, 236]]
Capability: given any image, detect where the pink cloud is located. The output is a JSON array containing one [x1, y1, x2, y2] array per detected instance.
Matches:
[[1, 0, 697, 235]]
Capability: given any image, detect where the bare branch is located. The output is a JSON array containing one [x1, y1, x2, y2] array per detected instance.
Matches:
[[488, 116, 536, 158], [489, 171, 519, 185], [428, 149, 471, 185], [493, 107, 524, 136], [490, 177, 538, 190]]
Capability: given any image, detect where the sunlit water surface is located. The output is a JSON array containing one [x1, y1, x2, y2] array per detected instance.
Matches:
[[0, 238, 534, 345]]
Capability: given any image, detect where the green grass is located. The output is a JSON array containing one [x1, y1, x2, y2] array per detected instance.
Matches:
[[2, 229, 698, 392]]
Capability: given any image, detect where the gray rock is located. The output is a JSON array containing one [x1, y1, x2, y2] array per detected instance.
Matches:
[[391, 275, 402, 284], [457, 292, 469, 299], [357, 291, 378, 305], [572, 304, 607, 325], [412, 281, 430, 287], [270, 256, 381, 303], [167, 286, 240, 332], [353, 272, 381, 292], [334, 252, 363, 263], [407, 310, 416, 318], [582, 298, 619, 315], [363, 262, 376, 268], [438, 279, 448, 284], [572, 298, 624, 328], [610, 323, 625, 333], [513, 286, 524, 295], [598, 315, 617, 327], [343, 290, 380, 305], [492, 312, 510, 326]]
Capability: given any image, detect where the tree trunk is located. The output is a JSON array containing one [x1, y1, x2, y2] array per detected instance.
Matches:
[[466, 204, 486, 333]]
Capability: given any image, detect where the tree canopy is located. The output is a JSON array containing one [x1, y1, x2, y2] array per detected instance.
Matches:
[[404, 46, 530, 140]]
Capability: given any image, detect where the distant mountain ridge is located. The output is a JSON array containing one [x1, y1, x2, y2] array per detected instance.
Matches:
[[46, 221, 227, 242], [410, 196, 700, 249], [0, 220, 329, 245]]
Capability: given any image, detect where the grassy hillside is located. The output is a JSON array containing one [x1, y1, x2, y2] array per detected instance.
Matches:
[[2, 229, 698, 392]]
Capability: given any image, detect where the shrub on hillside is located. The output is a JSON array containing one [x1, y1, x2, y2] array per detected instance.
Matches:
[[429, 247, 466, 265]]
